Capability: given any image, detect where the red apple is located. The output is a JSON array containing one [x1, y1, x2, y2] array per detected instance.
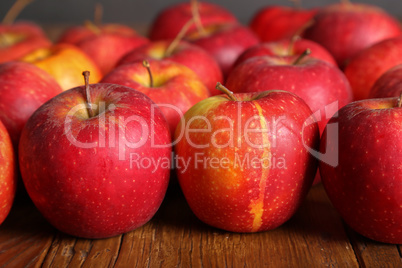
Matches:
[[174, 85, 319, 232], [20, 44, 103, 90], [234, 37, 337, 68], [149, 0, 237, 41], [249, 5, 317, 42], [303, 2, 401, 67], [19, 75, 171, 238], [117, 40, 223, 95], [369, 64, 402, 99], [58, 22, 149, 75], [226, 54, 352, 133], [0, 0, 51, 63], [102, 59, 210, 135], [0, 119, 16, 225], [186, 23, 259, 77], [319, 97, 402, 244], [344, 37, 402, 100], [0, 61, 63, 147]]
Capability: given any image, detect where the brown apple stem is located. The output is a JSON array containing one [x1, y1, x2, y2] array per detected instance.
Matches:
[[94, 3, 103, 26], [287, 35, 300, 56], [289, 0, 301, 9], [84, 20, 101, 34], [191, 0, 207, 37], [293, 49, 311, 65], [2, 0, 34, 25], [216, 82, 238, 101], [165, 18, 194, 57], [143, 60, 154, 87], [82, 71, 95, 118], [398, 92, 402, 108], [293, 19, 314, 39]]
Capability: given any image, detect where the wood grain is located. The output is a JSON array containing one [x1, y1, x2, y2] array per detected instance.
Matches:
[[0, 183, 401, 267]]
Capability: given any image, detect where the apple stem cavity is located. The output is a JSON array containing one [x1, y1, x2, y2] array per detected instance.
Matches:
[[2, 0, 34, 25], [94, 3, 103, 26], [143, 60, 154, 88], [82, 71, 95, 118], [398, 92, 402, 108], [191, 0, 207, 37], [293, 49, 311, 65], [84, 20, 101, 34], [216, 82, 238, 101], [165, 18, 194, 57]]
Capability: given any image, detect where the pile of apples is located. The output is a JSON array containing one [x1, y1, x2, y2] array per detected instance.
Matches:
[[0, 0, 400, 244]]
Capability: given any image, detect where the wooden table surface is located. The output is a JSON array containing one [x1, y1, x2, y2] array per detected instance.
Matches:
[[0, 183, 401, 267]]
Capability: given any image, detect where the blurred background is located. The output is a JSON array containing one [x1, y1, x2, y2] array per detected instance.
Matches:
[[0, 0, 401, 27]]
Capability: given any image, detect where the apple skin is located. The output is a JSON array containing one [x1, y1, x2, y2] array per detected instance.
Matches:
[[369, 65, 402, 99], [234, 38, 337, 68], [303, 3, 401, 67], [101, 59, 210, 135], [19, 83, 171, 239], [187, 23, 259, 77], [58, 23, 149, 75], [0, 21, 51, 64], [249, 5, 317, 42], [0, 119, 16, 225], [319, 98, 402, 244], [149, 1, 237, 41], [0, 62, 63, 147], [20, 44, 103, 91], [174, 90, 319, 232], [226, 56, 352, 133], [344, 37, 402, 101], [117, 40, 223, 95]]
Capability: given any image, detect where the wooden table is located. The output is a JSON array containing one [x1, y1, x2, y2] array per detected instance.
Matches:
[[0, 183, 401, 267]]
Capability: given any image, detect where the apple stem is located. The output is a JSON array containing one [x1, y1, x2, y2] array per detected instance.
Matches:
[[289, 0, 301, 9], [287, 35, 300, 56], [82, 71, 95, 118], [293, 49, 311, 65], [398, 92, 402, 108], [84, 20, 101, 34], [143, 60, 154, 88], [94, 3, 103, 26], [2, 0, 34, 25], [191, 0, 207, 37], [165, 18, 194, 57], [216, 82, 238, 101]]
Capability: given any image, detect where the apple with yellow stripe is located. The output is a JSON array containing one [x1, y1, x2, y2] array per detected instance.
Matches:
[[0, 119, 16, 225], [174, 83, 319, 232]]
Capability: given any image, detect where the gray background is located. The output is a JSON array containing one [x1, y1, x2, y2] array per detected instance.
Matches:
[[1, 0, 401, 26]]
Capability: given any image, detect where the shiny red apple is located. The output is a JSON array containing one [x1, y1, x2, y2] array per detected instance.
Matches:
[[250, 5, 317, 42], [344, 37, 402, 100], [117, 40, 222, 95], [303, 2, 401, 67], [0, 61, 63, 147], [19, 76, 171, 238], [369, 64, 402, 99], [149, 0, 237, 41], [0, 119, 16, 226], [102, 59, 210, 135], [320, 97, 402, 244], [174, 86, 319, 232]]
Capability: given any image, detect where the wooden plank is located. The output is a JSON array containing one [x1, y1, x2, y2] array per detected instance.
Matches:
[[346, 226, 402, 268], [115, 184, 360, 268], [0, 195, 55, 267]]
